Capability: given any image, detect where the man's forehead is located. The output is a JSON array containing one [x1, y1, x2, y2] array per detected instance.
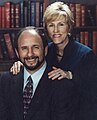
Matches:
[[22, 29, 38, 35]]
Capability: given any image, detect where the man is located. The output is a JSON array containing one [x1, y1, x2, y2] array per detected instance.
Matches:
[[0, 27, 78, 120]]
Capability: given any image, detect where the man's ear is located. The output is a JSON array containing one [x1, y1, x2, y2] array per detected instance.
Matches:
[[15, 48, 19, 58], [45, 46, 48, 56]]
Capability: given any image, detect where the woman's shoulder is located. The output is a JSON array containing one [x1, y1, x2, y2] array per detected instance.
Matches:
[[73, 41, 92, 54]]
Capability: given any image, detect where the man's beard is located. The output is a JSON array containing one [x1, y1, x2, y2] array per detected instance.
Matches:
[[21, 56, 44, 71]]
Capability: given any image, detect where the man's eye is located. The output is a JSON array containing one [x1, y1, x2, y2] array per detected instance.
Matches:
[[33, 46, 39, 49], [21, 47, 27, 50]]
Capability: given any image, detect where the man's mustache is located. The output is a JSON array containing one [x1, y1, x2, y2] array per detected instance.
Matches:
[[24, 56, 39, 60]]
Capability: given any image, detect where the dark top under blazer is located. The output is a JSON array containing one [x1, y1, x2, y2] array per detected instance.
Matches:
[[0, 66, 78, 120]]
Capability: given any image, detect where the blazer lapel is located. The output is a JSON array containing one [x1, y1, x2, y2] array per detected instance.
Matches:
[[11, 69, 24, 120], [26, 67, 52, 120]]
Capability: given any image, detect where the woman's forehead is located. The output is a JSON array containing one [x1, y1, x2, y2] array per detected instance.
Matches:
[[47, 14, 66, 23]]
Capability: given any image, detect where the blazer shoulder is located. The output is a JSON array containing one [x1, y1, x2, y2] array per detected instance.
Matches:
[[74, 41, 92, 54], [0, 71, 12, 78]]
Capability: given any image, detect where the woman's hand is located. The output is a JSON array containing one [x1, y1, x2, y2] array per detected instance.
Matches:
[[10, 61, 23, 75], [48, 66, 72, 80]]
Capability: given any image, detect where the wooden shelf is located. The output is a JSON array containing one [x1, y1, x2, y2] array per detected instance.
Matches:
[[74, 26, 97, 31], [71, 26, 97, 34]]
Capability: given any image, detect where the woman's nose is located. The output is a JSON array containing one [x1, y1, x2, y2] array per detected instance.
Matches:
[[54, 26, 59, 33]]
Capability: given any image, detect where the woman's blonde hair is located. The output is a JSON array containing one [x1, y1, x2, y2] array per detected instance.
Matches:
[[43, 2, 74, 31]]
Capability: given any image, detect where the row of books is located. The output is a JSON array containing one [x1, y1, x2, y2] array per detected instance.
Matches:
[[0, 1, 97, 28], [68, 3, 97, 27], [73, 31, 97, 55], [0, 30, 97, 60], [0, 0, 47, 28], [0, 32, 17, 60]]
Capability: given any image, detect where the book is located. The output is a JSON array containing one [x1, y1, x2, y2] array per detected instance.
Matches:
[[81, 4, 86, 26], [86, 5, 96, 26], [23, 0, 28, 27], [10, 32, 17, 58], [75, 3, 81, 27], [4, 2, 11, 28], [69, 3, 75, 26], [0, 6, 1, 28], [88, 31, 92, 48], [20, 0, 24, 27], [10, 3, 15, 28], [3, 33, 16, 59], [96, 5, 97, 26], [1, 6, 5, 28], [80, 31, 85, 44], [15, 3, 20, 28], [0, 34, 9, 59], [30, 0, 36, 26], [39, 0, 44, 27], [0, 44, 3, 59], [75, 33, 80, 42], [27, 0, 31, 26], [44, 0, 49, 11], [36, 1, 40, 27], [84, 31, 89, 46], [92, 31, 97, 55]]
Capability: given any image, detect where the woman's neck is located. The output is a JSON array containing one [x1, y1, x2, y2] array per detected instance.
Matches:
[[56, 38, 69, 57], [55, 38, 69, 62]]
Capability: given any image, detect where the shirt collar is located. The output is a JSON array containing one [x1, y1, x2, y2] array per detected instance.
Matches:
[[24, 61, 47, 85]]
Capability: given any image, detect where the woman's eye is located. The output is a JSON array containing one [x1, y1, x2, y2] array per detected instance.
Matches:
[[59, 23, 66, 26], [48, 24, 54, 27]]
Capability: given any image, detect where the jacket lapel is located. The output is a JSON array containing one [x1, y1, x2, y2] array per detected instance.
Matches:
[[26, 67, 52, 120]]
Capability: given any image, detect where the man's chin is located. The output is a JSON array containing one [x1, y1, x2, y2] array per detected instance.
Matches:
[[24, 65, 37, 71], [23, 61, 40, 70], [22, 58, 44, 71]]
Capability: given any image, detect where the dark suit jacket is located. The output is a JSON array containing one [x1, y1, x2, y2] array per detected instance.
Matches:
[[0, 66, 78, 120]]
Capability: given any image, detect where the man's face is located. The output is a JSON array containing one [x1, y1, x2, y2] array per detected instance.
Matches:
[[17, 30, 46, 73]]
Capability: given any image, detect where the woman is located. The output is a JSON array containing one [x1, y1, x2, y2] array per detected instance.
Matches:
[[43, 2, 97, 80], [43, 2, 97, 119]]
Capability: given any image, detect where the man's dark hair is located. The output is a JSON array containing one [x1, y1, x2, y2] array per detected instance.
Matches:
[[15, 26, 48, 50]]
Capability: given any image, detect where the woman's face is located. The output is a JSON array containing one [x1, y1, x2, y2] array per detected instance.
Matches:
[[46, 16, 70, 45]]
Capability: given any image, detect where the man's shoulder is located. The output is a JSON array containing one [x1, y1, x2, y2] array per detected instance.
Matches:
[[0, 69, 23, 82], [0, 71, 12, 78]]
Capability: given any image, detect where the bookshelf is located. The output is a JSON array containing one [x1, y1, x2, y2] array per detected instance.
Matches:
[[0, 0, 97, 72], [0, 28, 20, 71]]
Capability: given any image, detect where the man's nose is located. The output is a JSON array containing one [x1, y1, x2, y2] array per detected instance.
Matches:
[[27, 47, 34, 57]]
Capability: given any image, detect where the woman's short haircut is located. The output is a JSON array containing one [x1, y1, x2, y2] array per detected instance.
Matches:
[[43, 2, 74, 31]]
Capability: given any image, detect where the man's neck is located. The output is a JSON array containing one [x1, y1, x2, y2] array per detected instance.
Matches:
[[26, 61, 46, 75]]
